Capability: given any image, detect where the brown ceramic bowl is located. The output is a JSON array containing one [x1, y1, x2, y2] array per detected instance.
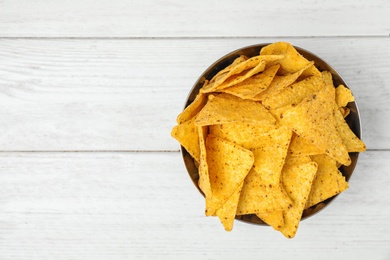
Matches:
[[181, 43, 362, 225]]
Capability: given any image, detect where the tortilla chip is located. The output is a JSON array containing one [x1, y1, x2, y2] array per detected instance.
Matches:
[[253, 61, 315, 101], [333, 104, 366, 152], [171, 117, 200, 162], [194, 93, 276, 126], [262, 75, 326, 109], [209, 123, 276, 150], [306, 154, 349, 209], [176, 92, 207, 124], [288, 133, 323, 156], [221, 64, 280, 99], [256, 211, 284, 230], [205, 135, 254, 216], [198, 126, 212, 200], [237, 168, 292, 215], [251, 126, 292, 185], [336, 84, 355, 107], [260, 42, 321, 78], [278, 161, 318, 238], [213, 55, 248, 78], [278, 85, 351, 166], [216, 183, 244, 231]]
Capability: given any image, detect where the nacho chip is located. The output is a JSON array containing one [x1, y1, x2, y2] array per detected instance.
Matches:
[[262, 74, 326, 109], [176, 91, 207, 124], [194, 93, 276, 126], [221, 64, 280, 99], [206, 135, 254, 216], [171, 117, 200, 162], [201, 55, 284, 93], [336, 84, 355, 107], [256, 210, 284, 230], [198, 126, 212, 199], [253, 61, 315, 101], [209, 123, 276, 150], [236, 168, 292, 215], [260, 42, 321, 78], [213, 55, 248, 79], [278, 161, 318, 238], [216, 183, 244, 231], [306, 154, 349, 209], [288, 133, 323, 156], [333, 104, 366, 152], [251, 126, 292, 185], [278, 85, 351, 166]]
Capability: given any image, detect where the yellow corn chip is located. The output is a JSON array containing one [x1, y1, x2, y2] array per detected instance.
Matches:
[[333, 104, 366, 152], [221, 64, 280, 99], [216, 183, 244, 231], [260, 42, 321, 78], [262, 74, 326, 109], [336, 84, 355, 107], [171, 117, 200, 162], [198, 126, 212, 200], [201, 55, 284, 93], [176, 92, 207, 124], [306, 154, 349, 209], [213, 55, 248, 79], [288, 133, 323, 156], [251, 126, 292, 185], [194, 93, 276, 126], [278, 161, 318, 238], [237, 168, 292, 215], [256, 210, 284, 230], [278, 85, 351, 166], [206, 135, 254, 216], [209, 123, 276, 150], [253, 61, 315, 101]]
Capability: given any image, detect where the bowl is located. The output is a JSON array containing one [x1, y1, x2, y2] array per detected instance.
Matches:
[[181, 43, 362, 225]]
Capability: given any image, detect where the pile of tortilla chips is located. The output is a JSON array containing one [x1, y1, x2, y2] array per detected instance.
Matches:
[[171, 42, 366, 238]]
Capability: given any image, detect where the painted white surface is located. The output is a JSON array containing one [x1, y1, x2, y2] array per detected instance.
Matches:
[[0, 0, 389, 259]]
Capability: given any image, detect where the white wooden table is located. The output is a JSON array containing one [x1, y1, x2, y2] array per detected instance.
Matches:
[[0, 1, 389, 259]]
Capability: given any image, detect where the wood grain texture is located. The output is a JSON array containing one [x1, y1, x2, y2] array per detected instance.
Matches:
[[0, 0, 389, 37], [0, 37, 389, 151], [0, 151, 388, 259]]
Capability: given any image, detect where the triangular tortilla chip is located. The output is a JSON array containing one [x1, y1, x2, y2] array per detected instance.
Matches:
[[333, 104, 366, 152], [288, 133, 323, 156], [256, 210, 284, 230], [335, 84, 355, 107], [198, 126, 212, 201], [171, 117, 200, 162], [260, 42, 321, 78], [251, 126, 292, 185], [209, 123, 276, 150], [262, 74, 326, 109], [205, 135, 254, 216], [278, 85, 351, 166], [253, 61, 315, 101], [237, 169, 292, 215], [278, 160, 318, 238], [201, 55, 284, 93], [216, 183, 244, 231], [194, 93, 276, 126], [306, 154, 349, 209], [176, 91, 207, 124], [221, 64, 280, 99]]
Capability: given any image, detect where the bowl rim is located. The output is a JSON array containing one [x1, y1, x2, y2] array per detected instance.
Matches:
[[180, 43, 362, 225]]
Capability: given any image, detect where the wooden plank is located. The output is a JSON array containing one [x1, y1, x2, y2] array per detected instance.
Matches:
[[0, 151, 388, 259], [0, 38, 389, 151], [0, 0, 389, 37]]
